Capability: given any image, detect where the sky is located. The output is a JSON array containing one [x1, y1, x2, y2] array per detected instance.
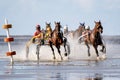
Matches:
[[0, 0, 120, 35]]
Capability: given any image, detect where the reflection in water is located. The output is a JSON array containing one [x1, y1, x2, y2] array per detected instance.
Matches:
[[55, 73, 64, 80], [5, 65, 14, 74], [52, 72, 103, 80], [86, 77, 102, 80], [94, 73, 103, 80], [85, 73, 103, 80]]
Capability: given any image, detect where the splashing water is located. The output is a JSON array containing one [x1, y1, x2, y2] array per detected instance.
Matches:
[[11, 35, 106, 61]]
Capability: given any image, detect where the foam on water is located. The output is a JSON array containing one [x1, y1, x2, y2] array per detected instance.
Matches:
[[13, 43, 68, 61]]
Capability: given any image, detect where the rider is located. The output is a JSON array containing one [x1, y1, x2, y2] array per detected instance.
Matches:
[[32, 24, 44, 44], [63, 25, 68, 35], [82, 25, 91, 42], [34, 24, 42, 38]]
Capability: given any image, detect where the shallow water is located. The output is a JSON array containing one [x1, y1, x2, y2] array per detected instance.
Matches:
[[0, 35, 120, 80], [1, 58, 120, 80]]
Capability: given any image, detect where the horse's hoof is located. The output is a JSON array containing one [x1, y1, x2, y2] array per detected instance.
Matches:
[[88, 57, 91, 60], [88, 54, 91, 57], [64, 53, 68, 56], [97, 57, 100, 60], [53, 57, 56, 60], [61, 58, 63, 61], [102, 54, 106, 59]]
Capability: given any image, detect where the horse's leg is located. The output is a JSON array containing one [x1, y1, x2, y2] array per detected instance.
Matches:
[[93, 44, 100, 60], [63, 38, 67, 56], [56, 45, 63, 60], [100, 44, 106, 59], [49, 42, 56, 60], [85, 42, 90, 57], [64, 42, 71, 57], [36, 44, 40, 61], [100, 44, 106, 53]]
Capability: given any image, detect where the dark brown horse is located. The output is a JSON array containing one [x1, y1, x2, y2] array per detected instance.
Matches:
[[73, 23, 85, 39], [49, 22, 70, 60], [84, 21, 106, 60]]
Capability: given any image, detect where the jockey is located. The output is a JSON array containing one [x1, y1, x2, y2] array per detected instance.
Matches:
[[82, 25, 91, 41], [32, 24, 44, 44], [63, 25, 68, 35], [33, 24, 42, 38]]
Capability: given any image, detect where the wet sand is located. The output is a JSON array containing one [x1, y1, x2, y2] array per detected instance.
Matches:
[[0, 57, 120, 80]]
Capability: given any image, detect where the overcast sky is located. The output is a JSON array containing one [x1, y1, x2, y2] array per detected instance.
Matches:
[[0, 0, 120, 35]]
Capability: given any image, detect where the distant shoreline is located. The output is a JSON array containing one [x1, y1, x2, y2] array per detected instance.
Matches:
[[0, 35, 120, 37]]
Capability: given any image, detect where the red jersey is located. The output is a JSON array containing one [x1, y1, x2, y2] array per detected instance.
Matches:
[[34, 30, 41, 36]]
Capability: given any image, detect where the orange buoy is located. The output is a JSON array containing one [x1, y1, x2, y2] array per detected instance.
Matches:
[[4, 37, 14, 42], [3, 18, 16, 63], [2, 24, 12, 29], [6, 51, 16, 56]]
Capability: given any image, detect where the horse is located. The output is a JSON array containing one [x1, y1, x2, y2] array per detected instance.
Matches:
[[49, 22, 70, 60], [73, 22, 85, 39], [82, 21, 106, 60], [26, 22, 70, 61], [44, 22, 52, 41]]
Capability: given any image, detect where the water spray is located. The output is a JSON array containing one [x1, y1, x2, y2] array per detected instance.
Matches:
[[2, 19, 16, 64]]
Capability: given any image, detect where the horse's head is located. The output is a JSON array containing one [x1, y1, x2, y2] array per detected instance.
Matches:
[[94, 21, 103, 33], [46, 22, 52, 31], [54, 21, 62, 31]]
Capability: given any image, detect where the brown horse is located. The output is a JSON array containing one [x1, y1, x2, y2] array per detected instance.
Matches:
[[84, 21, 106, 60], [49, 22, 70, 60], [73, 23, 85, 39]]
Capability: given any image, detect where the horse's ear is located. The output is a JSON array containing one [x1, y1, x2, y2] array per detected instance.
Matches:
[[80, 23, 82, 26], [54, 21, 56, 24], [59, 22, 60, 24], [99, 20, 101, 24], [45, 22, 47, 25], [94, 21, 96, 23]]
